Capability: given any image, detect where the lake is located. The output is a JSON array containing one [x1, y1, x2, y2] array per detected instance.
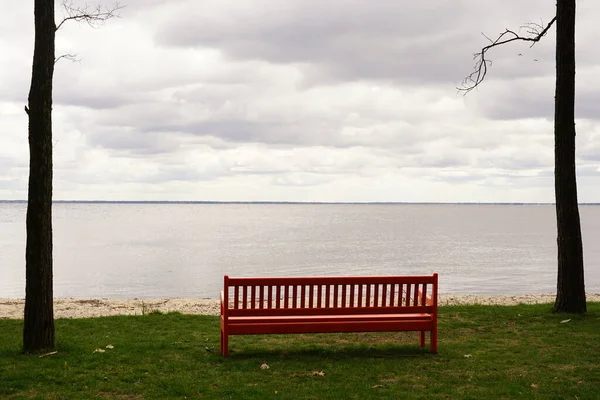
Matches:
[[1, 202, 599, 298]]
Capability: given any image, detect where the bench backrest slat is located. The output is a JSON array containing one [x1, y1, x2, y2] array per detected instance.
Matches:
[[224, 274, 438, 316]]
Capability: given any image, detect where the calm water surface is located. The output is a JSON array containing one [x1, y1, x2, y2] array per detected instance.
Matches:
[[1, 203, 599, 298]]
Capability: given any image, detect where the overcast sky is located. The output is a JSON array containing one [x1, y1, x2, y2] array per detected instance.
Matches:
[[1, 0, 599, 202]]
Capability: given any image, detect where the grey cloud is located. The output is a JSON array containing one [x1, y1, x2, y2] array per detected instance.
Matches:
[[155, 0, 560, 86], [127, 165, 231, 184], [475, 75, 600, 121], [54, 163, 231, 185], [150, 118, 351, 148], [271, 173, 334, 187], [0, 156, 27, 170], [577, 165, 600, 177], [54, 90, 130, 110], [85, 127, 181, 156]]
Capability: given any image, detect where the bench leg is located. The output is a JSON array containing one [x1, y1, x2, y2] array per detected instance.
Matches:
[[419, 331, 425, 348], [430, 326, 438, 354], [221, 330, 229, 357]]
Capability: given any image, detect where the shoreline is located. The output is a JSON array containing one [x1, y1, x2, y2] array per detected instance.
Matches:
[[2, 294, 599, 319]]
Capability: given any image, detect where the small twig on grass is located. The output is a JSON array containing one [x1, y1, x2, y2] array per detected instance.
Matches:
[[39, 351, 58, 358]]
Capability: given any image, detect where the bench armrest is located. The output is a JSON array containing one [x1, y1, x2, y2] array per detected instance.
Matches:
[[220, 291, 227, 318]]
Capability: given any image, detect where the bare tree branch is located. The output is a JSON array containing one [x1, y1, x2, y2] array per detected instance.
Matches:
[[56, 0, 125, 31], [458, 16, 556, 94], [54, 52, 81, 64]]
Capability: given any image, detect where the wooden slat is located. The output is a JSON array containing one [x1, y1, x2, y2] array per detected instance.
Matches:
[[227, 275, 436, 286], [350, 284, 355, 307], [276, 285, 281, 309], [421, 284, 428, 306], [317, 285, 322, 308], [366, 284, 371, 307], [284, 285, 289, 309], [374, 284, 379, 307], [404, 284, 411, 307], [411, 284, 417, 306], [358, 284, 363, 307], [267, 286, 273, 309], [382, 284, 387, 307], [234, 286, 239, 309], [389, 284, 395, 307], [228, 305, 434, 317], [258, 286, 263, 309], [332, 285, 337, 308], [398, 284, 403, 306], [301, 285, 306, 308], [229, 314, 432, 324], [325, 284, 331, 308], [309, 285, 314, 308], [242, 286, 248, 309], [227, 319, 434, 336], [293, 285, 298, 308]]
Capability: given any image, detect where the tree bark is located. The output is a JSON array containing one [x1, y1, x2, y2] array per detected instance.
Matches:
[[23, 0, 56, 352], [553, 0, 586, 313]]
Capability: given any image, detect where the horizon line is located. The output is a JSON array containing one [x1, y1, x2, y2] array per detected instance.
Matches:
[[2, 200, 599, 205]]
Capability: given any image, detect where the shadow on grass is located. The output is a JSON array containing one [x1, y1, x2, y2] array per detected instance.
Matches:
[[226, 344, 434, 360]]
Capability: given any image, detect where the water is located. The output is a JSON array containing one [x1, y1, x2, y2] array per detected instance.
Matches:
[[1, 203, 599, 299]]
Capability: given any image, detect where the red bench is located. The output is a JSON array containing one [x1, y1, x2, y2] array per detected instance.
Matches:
[[220, 273, 438, 357]]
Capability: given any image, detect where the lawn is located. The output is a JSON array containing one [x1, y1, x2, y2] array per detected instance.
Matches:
[[1, 303, 598, 399]]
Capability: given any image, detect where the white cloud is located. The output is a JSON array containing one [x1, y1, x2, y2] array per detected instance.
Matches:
[[1, 0, 600, 202]]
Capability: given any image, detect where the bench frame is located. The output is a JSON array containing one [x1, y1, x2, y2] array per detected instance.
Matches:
[[220, 273, 438, 357]]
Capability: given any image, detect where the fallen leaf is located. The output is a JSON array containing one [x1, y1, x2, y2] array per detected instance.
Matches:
[[371, 384, 384, 388], [312, 370, 325, 376], [578, 380, 583, 384], [260, 363, 269, 370], [464, 354, 472, 358], [560, 319, 571, 324], [106, 344, 114, 349], [93, 348, 106, 353], [39, 351, 58, 358], [530, 383, 538, 388]]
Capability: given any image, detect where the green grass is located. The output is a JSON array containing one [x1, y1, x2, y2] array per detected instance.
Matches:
[[1, 303, 599, 399]]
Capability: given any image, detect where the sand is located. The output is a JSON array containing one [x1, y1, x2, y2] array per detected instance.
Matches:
[[2, 294, 599, 319]]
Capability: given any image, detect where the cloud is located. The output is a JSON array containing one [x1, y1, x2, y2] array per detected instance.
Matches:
[[154, 0, 568, 86], [1, 0, 600, 202]]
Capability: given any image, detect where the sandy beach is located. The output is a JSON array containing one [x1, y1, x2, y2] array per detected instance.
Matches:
[[2, 294, 599, 319]]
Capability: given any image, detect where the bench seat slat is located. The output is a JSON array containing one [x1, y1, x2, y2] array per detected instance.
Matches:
[[228, 320, 434, 335], [229, 313, 432, 324]]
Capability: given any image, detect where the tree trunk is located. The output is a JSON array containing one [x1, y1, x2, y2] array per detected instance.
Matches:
[[23, 0, 56, 352], [553, 0, 586, 313]]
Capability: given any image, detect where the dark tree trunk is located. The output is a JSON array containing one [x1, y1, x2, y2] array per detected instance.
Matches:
[[553, 0, 586, 313], [23, 0, 56, 352]]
